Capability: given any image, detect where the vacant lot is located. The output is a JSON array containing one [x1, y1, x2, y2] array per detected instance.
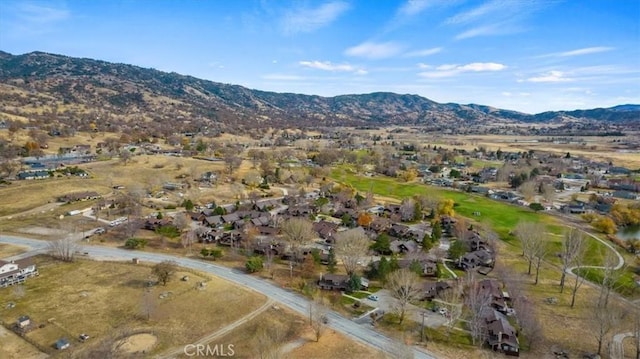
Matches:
[[0, 325, 48, 359], [207, 306, 386, 359], [0, 243, 29, 258], [0, 256, 266, 357]]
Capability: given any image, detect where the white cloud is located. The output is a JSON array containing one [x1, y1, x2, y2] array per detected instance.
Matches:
[[420, 62, 507, 78], [404, 47, 442, 57], [417, 63, 432, 69], [459, 62, 506, 71], [523, 70, 572, 83], [539, 46, 615, 58], [17, 3, 70, 24], [344, 41, 404, 59], [281, 1, 350, 34], [446, 0, 551, 40], [299, 60, 366, 74], [455, 24, 511, 40], [445, 0, 504, 25], [397, 0, 436, 17]]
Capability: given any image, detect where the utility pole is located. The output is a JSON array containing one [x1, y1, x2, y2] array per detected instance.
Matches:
[[421, 311, 428, 344]]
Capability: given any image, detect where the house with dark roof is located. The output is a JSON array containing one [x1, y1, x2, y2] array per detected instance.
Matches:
[[483, 309, 519, 356], [390, 240, 418, 254], [459, 249, 494, 270], [421, 281, 451, 300], [318, 273, 368, 291]]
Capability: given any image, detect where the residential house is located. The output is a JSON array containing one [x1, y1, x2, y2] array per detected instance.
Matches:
[[313, 221, 338, 243], [422, 281, 451, 300], [0, 258, 39, 287], [483, 309, 519, 356], [389, 224, 411, 238], [318, 274, 369, 291], [479, 279, 509, 313], [390, 240, 418, 254], [459, 249, 494, 271]]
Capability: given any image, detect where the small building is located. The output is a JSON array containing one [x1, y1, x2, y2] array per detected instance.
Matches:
[[55, 338, 70, 350], [17, 315, 30, 328]]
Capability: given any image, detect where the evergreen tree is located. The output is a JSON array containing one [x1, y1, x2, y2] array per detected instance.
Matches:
[[389, 254, 400, 271], [422, 234, 433, 251], [327, 247, 337, 273], [346, 274, 361, 294], [431, 220, 442, 242], [377, 256, 391, 283]]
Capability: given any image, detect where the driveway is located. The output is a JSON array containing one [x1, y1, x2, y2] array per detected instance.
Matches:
[[361, 289, 448, 328], [0, 235, 437, 359]]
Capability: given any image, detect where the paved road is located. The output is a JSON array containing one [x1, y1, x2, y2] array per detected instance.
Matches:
[[610, 331, 635, 359], [0, 235, 437, 359]]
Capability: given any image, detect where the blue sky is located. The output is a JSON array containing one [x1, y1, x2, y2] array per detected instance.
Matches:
[[0, 0, 638, 114]]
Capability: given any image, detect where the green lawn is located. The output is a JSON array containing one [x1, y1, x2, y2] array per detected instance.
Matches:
[[331, 167, 610, 268], [574, 267, 639, 297], [331, 167, 557, 239]]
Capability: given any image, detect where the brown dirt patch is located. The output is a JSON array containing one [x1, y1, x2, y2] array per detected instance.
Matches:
[[117, 333, 158, 354]]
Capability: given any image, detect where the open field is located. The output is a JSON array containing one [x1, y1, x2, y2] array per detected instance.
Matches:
[[207, 306, 386, 359], [0, 256, 267, 357], [0, 325, 48, 359], [0, 243, 29, 258], [0, 153, 275, 217]]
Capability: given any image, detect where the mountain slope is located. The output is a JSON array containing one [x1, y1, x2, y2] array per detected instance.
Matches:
[[0, 51, 637, 133]]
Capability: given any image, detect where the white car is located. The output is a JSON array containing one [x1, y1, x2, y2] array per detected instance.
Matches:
[[367, 295, 379, 301]]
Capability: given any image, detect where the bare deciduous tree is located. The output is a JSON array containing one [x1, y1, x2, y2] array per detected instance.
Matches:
[[334, 228, 370, 275], [590, 302, 624, 355], [513, 296, 544, 349], [309, 296, 328, 342], [437, 282, 463, 340], [387, 268, 422, 325], [514, 221, 546, 275], [570, 246, 587, 308], [599, 249, 621, 309], [280, 218, 316, 273], [518, 180, 537, 201], [48, 237, 79, 262], [560, 228, 585, 293], [464, 272, 492, 346], [533, 241, 549, 285]]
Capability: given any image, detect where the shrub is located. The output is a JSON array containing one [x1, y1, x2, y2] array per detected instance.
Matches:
[[245, 256, 263, 273]]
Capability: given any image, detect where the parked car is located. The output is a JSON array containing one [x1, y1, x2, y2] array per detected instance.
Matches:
[[367, 294, 379, 301], [79, 334, 90, 342], [94, 227, 105, 234], [438, 308, 448, 316]]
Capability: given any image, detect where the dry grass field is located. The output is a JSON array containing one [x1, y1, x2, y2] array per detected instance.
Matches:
[[0, 256, 267, 357], [206, 306, 386, 359], [0, 326, 48, 359], [0, 243, 29, 258]]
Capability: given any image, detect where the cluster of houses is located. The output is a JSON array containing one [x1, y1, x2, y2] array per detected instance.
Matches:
[[185, 191, 432, 262]]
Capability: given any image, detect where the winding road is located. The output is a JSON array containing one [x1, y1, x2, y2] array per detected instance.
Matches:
[[0, 235, 437, 359]]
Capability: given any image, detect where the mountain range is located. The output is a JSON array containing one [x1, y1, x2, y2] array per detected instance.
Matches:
[[0, 51, 638, 131]]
